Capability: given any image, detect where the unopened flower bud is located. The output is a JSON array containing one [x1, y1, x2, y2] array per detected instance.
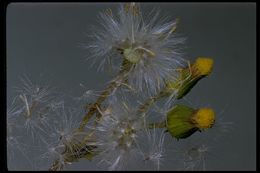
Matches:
[[166, 105, 215, 139], [192, 57, 214, 76], [165, 57, 214, 99]]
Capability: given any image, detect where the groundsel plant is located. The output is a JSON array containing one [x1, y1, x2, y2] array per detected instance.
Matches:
[[7, 3, 228, 171], [84, 3, 186, 96]]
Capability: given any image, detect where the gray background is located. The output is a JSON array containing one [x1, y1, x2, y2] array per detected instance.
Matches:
[[7, 3, 256, 170]]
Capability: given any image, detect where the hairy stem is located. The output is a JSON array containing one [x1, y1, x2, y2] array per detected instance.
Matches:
[[78, 59, 131, 132], [49, 60, 132, 171], [137, 90, 168, 116], [77, 80, 119, 132], [49, 131, 96, 171]]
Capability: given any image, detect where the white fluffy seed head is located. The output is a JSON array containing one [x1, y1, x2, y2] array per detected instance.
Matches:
[[91, 98, 144, 170], [136, 127, 166, 170], [51, 106, 87, 157], [14, 75, 55, 106], [84, 3, 186, 96]]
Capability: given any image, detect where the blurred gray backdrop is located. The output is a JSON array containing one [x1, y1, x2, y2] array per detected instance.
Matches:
[[7, 3, 256, 171]]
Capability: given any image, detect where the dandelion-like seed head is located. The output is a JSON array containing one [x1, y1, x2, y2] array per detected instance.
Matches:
[[138, 128, 166, 170], [96, 107, 139, 152], [51, 106, 87, 158], [93, 99, 143, 170], [85, 3, 185, 96]]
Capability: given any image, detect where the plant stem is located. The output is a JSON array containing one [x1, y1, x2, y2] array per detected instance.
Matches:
[[49, 59, 178, 170], [137, 90, 168, 116], [77, 79, 120, 132], [49, 131, 96, 171], [49, 59, 132, 171], [77, 59, 131, 132]]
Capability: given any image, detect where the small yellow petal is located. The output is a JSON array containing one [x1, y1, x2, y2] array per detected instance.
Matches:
[[192, 108, 215, 129], [193, 57, 214, 76]]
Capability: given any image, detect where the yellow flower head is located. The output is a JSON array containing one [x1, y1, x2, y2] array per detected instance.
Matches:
[[192, 108, 215, 129], [193, 57, 214, 76]]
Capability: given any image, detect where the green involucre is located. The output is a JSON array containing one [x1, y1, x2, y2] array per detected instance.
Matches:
[[166, 104, 198, 139]]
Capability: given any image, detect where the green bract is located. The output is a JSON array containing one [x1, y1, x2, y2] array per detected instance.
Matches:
[[166, 105, 198, 139], [166, 68, 204, 99], [123, 48, 142, 63], [165, 57, 213, 99]]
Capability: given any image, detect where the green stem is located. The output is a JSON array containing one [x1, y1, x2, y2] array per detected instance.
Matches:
[[50, 58, 180, 170], [137, 90, 168, 116], [77, 59, 131, 132], [49, 59, 132, 171], [77, 80, 119, 132]]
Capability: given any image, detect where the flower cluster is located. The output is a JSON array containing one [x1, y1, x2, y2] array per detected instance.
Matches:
[[7, 3, 231, 171]]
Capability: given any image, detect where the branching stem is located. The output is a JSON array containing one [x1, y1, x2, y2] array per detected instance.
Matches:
[[77, 59, 131, 132]]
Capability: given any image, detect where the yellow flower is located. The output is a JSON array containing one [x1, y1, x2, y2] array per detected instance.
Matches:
[[192, 57, 214, 76], [166, 105, 215, 139], [164, 57, 214, 99], [191, 108, 215, 129]]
